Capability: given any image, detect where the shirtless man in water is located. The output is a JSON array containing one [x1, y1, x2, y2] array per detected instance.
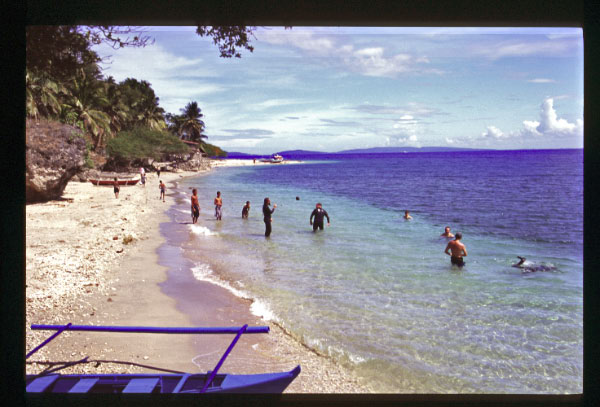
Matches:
[[191, 189, 200, 224], [440, 226, 454, 238], [444, 232, 467, 267], [214, 191, 223, 220]]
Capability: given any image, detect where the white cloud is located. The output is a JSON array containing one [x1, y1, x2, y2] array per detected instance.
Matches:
[[481, 125, 507, 139], [472, 39, 579, 60], [257, 28, 434, 78], [256, 29, 335, 55], [527, 78, 556, 83], [248, 99, 308, 111], [535, 98, 583, 137], [480, 97, 583, 142]]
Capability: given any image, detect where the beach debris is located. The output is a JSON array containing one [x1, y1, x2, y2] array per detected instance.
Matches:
[[116, 249, 124, 253], [122, 235, 134, 245], [107, 298, 113, 302], [112, 236, 119, 240]]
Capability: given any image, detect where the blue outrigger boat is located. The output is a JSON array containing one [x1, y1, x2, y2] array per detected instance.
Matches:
[[26, 323, 301, 393]]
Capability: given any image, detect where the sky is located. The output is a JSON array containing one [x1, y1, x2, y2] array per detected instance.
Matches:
[[92, 26, 583, 154]]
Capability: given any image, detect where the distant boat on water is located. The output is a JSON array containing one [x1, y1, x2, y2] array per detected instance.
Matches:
[[261, 154, 284, 163]]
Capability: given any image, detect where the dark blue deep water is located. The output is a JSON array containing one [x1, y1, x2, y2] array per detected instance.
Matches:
[[167, 149, 583, 393]]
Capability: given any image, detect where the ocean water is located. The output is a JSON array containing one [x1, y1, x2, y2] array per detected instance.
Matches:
[[161, 149, 582, 393]]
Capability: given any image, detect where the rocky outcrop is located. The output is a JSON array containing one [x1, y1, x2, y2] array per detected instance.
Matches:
[[26, 119, 87, 203], [176, 151, 210, 171]]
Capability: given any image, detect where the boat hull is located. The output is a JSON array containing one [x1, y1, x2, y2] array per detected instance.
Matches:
[[25, 365, 300, 394], [89, 179, 139, 186]]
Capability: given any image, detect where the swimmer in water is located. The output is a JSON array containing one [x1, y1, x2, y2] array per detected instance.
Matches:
[[440, 226, 454, 238], [444, 232, 467, 267], [404, 210, 412, 220], [242, 201, 250, 219], [512, 256, 556, 273]]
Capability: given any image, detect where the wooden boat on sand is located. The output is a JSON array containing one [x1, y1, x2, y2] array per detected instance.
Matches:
[[89, 179, 139, 186], [26, 323, 301, 394]]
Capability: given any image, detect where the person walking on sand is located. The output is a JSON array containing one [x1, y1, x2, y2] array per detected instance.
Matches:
[[214, 191, 223, 220], [403, 210, 412, 220], [310, 203, 330, 232], [159, 180, 166, 202], [444, 232, 467, 267], [440, 226, 454, 238], [113, 177, 120, 199], [242, 201, 250, 219], [191, 188, 200, 224], [263, 197, 277, 237], [157, 168, 161, 178]]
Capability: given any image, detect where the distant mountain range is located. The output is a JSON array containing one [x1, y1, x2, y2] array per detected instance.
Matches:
[[277, 146, 487, 155], [226, 147, 488, 158]]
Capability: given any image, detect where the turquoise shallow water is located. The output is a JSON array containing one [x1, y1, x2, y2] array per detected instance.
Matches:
[[161, 150, 582, 393]]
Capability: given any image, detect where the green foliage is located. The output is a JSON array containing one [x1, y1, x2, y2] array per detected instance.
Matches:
[[202, 143, 228, 158], [106, 127, 189, 162], [26, 25, 251, 158], [196, 26, 255, 58]]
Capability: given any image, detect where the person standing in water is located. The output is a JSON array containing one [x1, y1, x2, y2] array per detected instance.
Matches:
[[403, 210, 412, 220], [263, 197, 277, 237], [159, 180, 166, 202], [444, 232, 467, 267], [242, 201, 250, 219], [214, 191, 223, 220], [191, 188, 200, 224], [310, 203, 330, 232], [113, 177, 120, 199], [440, 226, 454, 238]]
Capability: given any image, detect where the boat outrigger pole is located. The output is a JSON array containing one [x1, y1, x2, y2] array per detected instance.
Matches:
[[28, 323, 271, 390]]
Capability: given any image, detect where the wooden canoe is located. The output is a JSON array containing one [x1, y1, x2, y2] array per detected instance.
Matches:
[[89, 179, 139, 186]]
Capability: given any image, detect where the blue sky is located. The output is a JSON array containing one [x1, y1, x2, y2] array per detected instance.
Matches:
[[93, 26, 583, 154]]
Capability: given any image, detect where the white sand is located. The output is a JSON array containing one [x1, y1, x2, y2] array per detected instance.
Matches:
[[25, 162, 372, 393]]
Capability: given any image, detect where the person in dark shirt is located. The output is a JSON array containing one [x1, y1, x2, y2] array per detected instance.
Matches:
[[310, 203, 330, 232], [262, 197, 277, 237], [242, 201, 250, 219]]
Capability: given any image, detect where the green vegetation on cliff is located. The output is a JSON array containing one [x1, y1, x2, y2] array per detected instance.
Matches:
[[106, 128, 189, 164], [26, 25, 241, 161]]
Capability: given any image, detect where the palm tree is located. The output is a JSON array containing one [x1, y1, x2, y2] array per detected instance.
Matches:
[[118, 78, 166, 131], [179, 101, 207, 143], [103, 76, 131, 135], [25, 69, 65, 120], [64, 65, 112, 149]]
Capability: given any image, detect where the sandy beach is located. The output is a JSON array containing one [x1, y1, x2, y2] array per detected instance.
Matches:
[[25, 160, 372, 393]]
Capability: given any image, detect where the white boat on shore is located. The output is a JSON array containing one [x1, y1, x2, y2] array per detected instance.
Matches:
[[261, 154, 284, 163]]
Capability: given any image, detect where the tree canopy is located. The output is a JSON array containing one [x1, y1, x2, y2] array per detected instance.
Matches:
[[25, 24, 247, 155]]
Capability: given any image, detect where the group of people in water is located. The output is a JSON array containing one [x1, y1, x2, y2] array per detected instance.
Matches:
[[188, 189, 331, 238], [184, 187, 550, 272]]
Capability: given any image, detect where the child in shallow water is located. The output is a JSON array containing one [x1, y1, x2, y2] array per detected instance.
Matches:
[[159, 180, 166, 202]]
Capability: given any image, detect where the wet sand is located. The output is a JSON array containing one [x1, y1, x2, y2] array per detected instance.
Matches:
[[25, 162, 371, 393]]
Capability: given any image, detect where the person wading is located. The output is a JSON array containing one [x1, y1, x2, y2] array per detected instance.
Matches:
[[263, 197, 277, 237]]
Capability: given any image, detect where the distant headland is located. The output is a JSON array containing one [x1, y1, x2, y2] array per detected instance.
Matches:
[[226, 146, 581, 159]]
